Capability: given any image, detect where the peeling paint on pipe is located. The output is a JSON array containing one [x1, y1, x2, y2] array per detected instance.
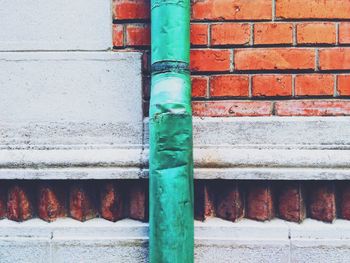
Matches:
[[149, 0, 194, 261]]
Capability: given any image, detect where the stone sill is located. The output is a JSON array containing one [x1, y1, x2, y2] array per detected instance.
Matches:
[[2, 117, 350, 180]]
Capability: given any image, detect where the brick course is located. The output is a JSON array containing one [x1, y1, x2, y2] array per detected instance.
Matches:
[[0, 180, 348, 224]]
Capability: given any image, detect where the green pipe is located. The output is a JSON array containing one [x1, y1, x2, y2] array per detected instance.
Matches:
[[149, 0, 194, 262]]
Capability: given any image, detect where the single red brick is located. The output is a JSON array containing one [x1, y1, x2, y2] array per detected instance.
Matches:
[[113, 0, 150, 20], [190, 49, 231, 72], [339, 182, 350, 220], [191, 0, 272, 21], [276, 0, 350, 19], [215, 181, 244, 222], [194, 181, 215, 221], [252, 75, 292, 97], [211, 23, 250, 46], [210, 75, 249, 97], [0, 185, 6, 219], [339, 23, 350, 44], [337, 75, 350, 96], [234, 48, 315, 71], [192, 101, 273, 117], [100, 182, 124, 222], [308, 182, 336, 223], [191, 24, 209, 46], [192, 76, 208, 98], [295, 75, 334, 96], [38, 183, 66, 222], [7, 187, 20, 221], [246, 183, 274, 221], [70, 183, 97, 222], [126, 24, 150, 47], [7, 185, 33, 222], [319, 48, 350, 70], [113, 24, 124, 47], [275, 100, 350, 116], [254, 23, 293, 45], [278, 182, 305, 223], [297, 23, 336, 44], [128, 181, 148, 221]]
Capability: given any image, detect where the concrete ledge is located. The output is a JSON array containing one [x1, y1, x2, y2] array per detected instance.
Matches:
[[2, 117, 350, 179], [0, 167, 144, 180], [156, 117, 350, 180], [0, 218, 350, 262], [192, 116, 350, 148], [193, 167, 350, 180], [0, 148, 143, 169]]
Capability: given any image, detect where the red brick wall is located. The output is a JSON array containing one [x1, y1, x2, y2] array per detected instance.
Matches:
[[113, 0, 350, 117]]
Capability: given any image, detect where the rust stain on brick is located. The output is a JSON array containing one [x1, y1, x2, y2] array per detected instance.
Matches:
[[339, 182, 350, 220], [194, 180, 215, 221], [246, 182, 274, 221], [0, 183, 7, 219], [128, 180, 148, 221], [38, 182, 67, 222], [100, 181, 124, 222], [7, 184, 34, 222], [278, 182, 306, 223], [215, 181, 244, 222], [308, 182, 336, 223], [0, 180, 348, 224], [70, 182, 97, 222]]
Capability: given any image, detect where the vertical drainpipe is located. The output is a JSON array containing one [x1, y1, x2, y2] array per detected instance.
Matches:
[[149, 0, 194, 262]]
